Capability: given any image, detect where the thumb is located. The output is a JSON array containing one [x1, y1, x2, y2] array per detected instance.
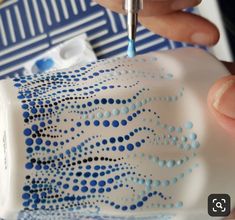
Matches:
[[208, 71, 235, 136]]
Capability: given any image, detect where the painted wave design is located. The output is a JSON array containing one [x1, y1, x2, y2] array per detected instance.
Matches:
[[12, 55, 200, 214]]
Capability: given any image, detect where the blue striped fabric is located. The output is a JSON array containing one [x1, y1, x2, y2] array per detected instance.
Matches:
[[0, 0, 197, 78]]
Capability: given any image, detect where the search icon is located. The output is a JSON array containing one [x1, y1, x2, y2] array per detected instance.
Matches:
[[216, 202, 223, 209]]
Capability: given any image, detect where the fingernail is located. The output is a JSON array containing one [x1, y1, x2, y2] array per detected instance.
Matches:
[[171, 0, 202, 11], [191, 33, 212, 45], [213, 80, 235, 118]]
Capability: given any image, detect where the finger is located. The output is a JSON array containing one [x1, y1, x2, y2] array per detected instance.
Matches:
[[208, 74, 235, 136], [95, 0, 202, 16], [139, 11, 220, 45]]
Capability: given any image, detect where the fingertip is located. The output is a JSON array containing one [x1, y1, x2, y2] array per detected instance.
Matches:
[[208, 76, 235, 136]]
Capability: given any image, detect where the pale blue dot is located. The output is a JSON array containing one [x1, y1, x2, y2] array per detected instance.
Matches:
[[189, 133, 197, 140], [177, 143, 184, 149], [168, 126, 175, 133], [162, 180, 170, 186], [97, 112, 103, 119], [166, 160, 176, 168], [185, 121, 193, 129], [138, 179, 145, 184], [145, 179, 152, 186], [171, 177, 178, 184], [136, 101, 142, 108], [141, 99, 147, 105], [192, 141, 200, 149], [158, 160, 166, 167], [175, 201, 183, 208], [121, 107, 129, 114], [130, 104, 136, 110], [172, 136, 178, 142], [184, 144, 191, 150], [112, 109, 120, 116], [153, 180, 160, 187], [181, 136, 187, 142], [104, 111, 111, 118]]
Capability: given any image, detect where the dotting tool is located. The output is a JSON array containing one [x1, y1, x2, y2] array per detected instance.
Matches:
[[124, 0, 143, 58]]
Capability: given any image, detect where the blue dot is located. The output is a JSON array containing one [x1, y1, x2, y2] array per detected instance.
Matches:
[[25, 162, 33, 169], [130, 205, 137, 210], [85, 120, 90, 126], [137, 201, 143, 207], [22, 193, 30, 200], [77, 122, 81, 127], [98, 180, 106, 187], [94, 120, 100, 126], [108, 178, 114, 184], [98, 188, 104, 193], [103, 120, 110, 127], [63, 184, 69, 189], [121, 120, 127, 126], [24, 128, 32, 136], [127, 116, 133, 121], [185, 121, 193, 129], [90, 180, 97, 186], [108, 99, 114, 104], [25, 138, 33, 146], [112, 120, 119, 127], [32, 125, 38, 131], [27, 148, 33, 153], [127, 143, 134, 151], [81, 186, 88, 192], [119, 145, 125, 152], [110, 137, 116, 143], [72, 186, 79, 191], [23, 112, 29, 118], [36, 138, 43, 145], [101, 98, 107, 104], [94, 99, 99, 104], [122, 206, 128, 211]]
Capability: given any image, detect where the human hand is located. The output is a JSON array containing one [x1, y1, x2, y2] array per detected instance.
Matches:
[[96, 0, 235, 135], [95, 0, 219, 45]]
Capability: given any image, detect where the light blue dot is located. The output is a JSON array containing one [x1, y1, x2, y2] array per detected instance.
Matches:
[[130, 104, 136, 110], [112, 109, 120, 116], [104, 111, 111, 118], [153, 180, 161, 187], [181, 136, 187, 143], [121, 107, 129, 114], [162, 180, 170, 186], [175, 201, 183, 208], [192, 141, 200, 149], [189, 133, 197, 140], [158, 160, 166, 167], [185, 121, 193, 129], [176, 127, 183, 133], [166, 160, 176, 168], [97, 112, 103, 119]]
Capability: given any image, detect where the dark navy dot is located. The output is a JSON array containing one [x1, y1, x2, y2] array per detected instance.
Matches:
[[110, 137, 116, 143], [127, 143, 134, 151], [121, 120, 127, 126], [81, 186, 88, 192], [90, 180, 97, 186], [103, 120, 110, 127], [127, 116, 133, 121], [22, 193, 30, 200], [130, 205, 137, 210], [119, 145, 125, 152], [85, 120, 90, 126], [72, 186, 79, 191], [118, 136, 124, 142], [94, 120, 100, 126], [112, 120, 119, 127], [77, 122, 81, 127], [94, 99, 99, 104], [108, 99, 114, 104], [98, 180, 106, 187], [101, 98, 107, 104]]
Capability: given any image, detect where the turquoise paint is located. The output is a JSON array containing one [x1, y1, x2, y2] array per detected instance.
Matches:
[[127, 39, 136, 58]]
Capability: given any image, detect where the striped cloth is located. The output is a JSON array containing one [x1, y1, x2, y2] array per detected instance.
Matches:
[[0, 0, 199, 78]]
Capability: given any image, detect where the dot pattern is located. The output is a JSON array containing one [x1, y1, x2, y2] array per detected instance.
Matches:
[[12, 55, 201, 215]]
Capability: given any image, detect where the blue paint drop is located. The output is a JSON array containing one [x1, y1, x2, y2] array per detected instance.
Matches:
[[127, 39, 136, 58]]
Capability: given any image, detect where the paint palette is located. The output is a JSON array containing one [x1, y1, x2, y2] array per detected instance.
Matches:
[[0, 48, 234, 220]]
